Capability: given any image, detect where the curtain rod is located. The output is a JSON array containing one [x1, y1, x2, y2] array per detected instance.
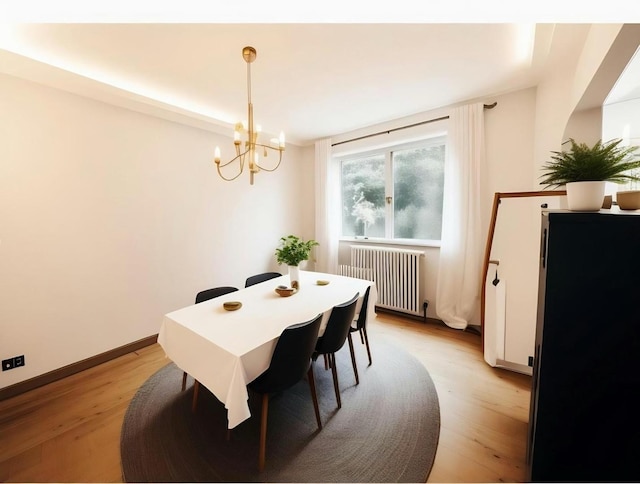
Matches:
[[331, 102, 497, 147]]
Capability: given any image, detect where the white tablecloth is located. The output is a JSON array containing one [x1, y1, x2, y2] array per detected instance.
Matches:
[[157, 270, 376, 428]]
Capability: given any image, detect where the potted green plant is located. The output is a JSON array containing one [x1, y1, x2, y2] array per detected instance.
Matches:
[[540, 138, 640, 211], [275, 235, 319, 288]]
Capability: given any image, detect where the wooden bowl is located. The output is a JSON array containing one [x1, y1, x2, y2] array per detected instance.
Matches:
[[617, 190, 640, 210], [275, 287, 296, 297], [223, 301, 242, 311]]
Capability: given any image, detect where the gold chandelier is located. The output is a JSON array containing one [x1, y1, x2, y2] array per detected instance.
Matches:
[[214, 46, 285, 185]]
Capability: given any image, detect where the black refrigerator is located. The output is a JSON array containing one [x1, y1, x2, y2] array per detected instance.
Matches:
[[528, 209, 640, 482]]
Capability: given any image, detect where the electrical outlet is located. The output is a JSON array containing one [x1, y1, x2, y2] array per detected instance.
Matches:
[[2, 358, 14, 371], [2, 355, 25, 371]]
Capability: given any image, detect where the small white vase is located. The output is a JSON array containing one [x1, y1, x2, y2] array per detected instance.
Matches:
[[566, 181, 606, 211], [288, 265, 300, 289]]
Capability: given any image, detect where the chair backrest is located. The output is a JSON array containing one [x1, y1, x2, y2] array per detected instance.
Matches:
[[195, 286, 238, 304], [248, 313, 323, 394], [245, 272, 282, 287], [316, 292, 359, 354], [354, 285, 372, 331]]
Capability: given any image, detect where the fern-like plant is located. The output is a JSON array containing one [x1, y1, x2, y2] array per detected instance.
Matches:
[[275, 235, 319, 267], [540, 138, 640, 189]]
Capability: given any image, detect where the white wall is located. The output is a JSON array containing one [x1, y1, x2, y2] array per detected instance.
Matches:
[[482, 88, 538, 222], [0, 73, 312, 389], [564, 107, 603, 146]]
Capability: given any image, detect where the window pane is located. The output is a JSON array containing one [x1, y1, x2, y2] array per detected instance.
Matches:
[[341, 155, 386, 237], [392, 145, 445, 240]]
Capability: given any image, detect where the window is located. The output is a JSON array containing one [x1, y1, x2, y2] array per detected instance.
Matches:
[[340, 137, 445, 242]]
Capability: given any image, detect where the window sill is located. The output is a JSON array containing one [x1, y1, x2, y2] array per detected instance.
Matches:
[[339, 237, 441, 248]]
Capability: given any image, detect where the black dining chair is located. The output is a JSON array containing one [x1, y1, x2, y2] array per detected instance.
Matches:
[[348, 285, 373, 370], [248, 313, 323, 472], [245, 271, 282, 288], [183, 286, 239, 392], [195, 286, 239, 304], [312, 292, 359, 409]]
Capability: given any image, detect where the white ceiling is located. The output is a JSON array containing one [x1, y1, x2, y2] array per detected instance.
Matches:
[[0, 21, 636, 146]]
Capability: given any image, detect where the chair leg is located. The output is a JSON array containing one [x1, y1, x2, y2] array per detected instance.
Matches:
[[329, 353, 341, 409], [258, 393, 269, 472], [347, 333, 359, 385], [323, 353, 329, 370], [192, 380, 200, 413], [181, 371, 188, 391], [307, 366, 322, 429], [362, 327, 372, 366]]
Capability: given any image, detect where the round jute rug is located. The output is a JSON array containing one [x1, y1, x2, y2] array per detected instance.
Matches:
[[120, 335, 440, 482]]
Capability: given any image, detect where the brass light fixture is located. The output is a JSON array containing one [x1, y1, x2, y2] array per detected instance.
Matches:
[[214, 46, 285, 185]]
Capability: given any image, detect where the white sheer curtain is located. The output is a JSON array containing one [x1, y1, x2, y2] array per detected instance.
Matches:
[[436, 103, 485, 330], [314, 138, 339, 274]]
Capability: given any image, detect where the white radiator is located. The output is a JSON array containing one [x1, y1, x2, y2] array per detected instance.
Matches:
[[337, 265, 374, 281], [345, 245, 425, 316]]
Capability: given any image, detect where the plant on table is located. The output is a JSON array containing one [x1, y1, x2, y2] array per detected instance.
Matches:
[[275, 235, 319, 266]]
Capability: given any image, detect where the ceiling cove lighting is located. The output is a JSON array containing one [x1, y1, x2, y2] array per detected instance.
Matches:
[[214, 46, 285, 185]]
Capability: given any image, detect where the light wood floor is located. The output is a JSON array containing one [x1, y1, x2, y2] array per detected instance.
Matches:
[[0, 313, 531, 483]]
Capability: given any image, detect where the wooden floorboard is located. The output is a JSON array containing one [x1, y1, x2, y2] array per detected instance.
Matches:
[[0, 313, 531, 482]]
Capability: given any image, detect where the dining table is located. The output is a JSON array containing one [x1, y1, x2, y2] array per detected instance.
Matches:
[[157, 270, 377, 429]]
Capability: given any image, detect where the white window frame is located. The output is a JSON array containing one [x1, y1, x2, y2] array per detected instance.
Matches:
[[338, 135, 446, 247]]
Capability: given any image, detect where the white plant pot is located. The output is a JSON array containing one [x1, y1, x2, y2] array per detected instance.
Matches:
[[288, 265, 300, 289], [565, 181, 606, 211]]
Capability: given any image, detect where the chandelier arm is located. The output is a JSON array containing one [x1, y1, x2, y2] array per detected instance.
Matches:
[[217, 148, 250, 169], [215, 149, 249, 182], [215, 163, 245, 182], [254, 150, 284, 173], [254, 142, 283, 150]]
